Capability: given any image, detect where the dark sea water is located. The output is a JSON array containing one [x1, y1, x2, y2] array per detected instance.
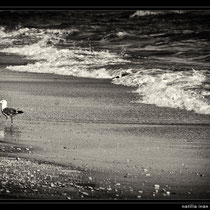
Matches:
[[0, 10, 210, 114]]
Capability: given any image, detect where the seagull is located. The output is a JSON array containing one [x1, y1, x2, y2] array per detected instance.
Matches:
[[0, 100, 24, 124]]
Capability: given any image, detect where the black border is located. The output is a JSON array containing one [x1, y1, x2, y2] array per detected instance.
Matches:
[[0, 199, 210, 208], [0, 5, 210, 10]]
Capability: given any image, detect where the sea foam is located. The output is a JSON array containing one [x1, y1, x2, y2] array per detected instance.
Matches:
[[113, 68, 210, 115], [130, 10, 185, 18], [0, 27, 129, 79]]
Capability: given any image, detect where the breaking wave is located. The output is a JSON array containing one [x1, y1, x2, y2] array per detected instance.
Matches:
[[0, 27, 129, 79], [130, 10, 185, 18], [113, 68, 210, 115]]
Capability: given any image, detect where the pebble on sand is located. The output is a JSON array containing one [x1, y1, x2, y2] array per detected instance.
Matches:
[[88, 176, 93, 181], [166, 191, 170, 196], [154, 184, 160, 190]]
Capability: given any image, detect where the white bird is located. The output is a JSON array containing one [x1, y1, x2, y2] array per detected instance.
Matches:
[[0, 100, 24, 124]]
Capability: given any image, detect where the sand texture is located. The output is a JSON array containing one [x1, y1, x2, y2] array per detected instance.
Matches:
[[0, 69, 210, 201]]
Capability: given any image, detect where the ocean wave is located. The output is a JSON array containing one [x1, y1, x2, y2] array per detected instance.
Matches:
[[1, 46, 127, 79], [0, 27, 129, 79], [130, 10, 185, 18], [0, 26, 79, 47], [101, 31, 132, 42], [112, 68, 210, 115]]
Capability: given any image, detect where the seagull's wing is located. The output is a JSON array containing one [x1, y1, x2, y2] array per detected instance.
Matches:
[[2, 107, 19, 116]]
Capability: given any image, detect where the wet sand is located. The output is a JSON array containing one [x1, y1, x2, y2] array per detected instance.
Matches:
[[0, 67, 210, 201]]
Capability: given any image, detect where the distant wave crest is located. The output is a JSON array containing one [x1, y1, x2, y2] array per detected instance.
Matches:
[[130, 10, 185, 18]]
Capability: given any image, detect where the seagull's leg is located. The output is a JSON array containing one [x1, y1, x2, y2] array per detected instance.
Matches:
[[11, 116, 13, 124]]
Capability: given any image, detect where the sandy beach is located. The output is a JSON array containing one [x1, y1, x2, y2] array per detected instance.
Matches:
[[0, 66, 210, 202]]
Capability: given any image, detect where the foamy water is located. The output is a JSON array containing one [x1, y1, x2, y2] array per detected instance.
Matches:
[[130, 10, 185, 18], [113, 68, 210, 115], [0, 11, 210, 115], [0, 27, 129, 78]]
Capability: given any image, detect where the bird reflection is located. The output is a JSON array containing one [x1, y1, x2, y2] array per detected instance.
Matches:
[[0, 125, 21, 143]]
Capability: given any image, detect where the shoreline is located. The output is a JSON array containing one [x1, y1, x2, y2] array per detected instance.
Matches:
[[0, 68, 210, 200]]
